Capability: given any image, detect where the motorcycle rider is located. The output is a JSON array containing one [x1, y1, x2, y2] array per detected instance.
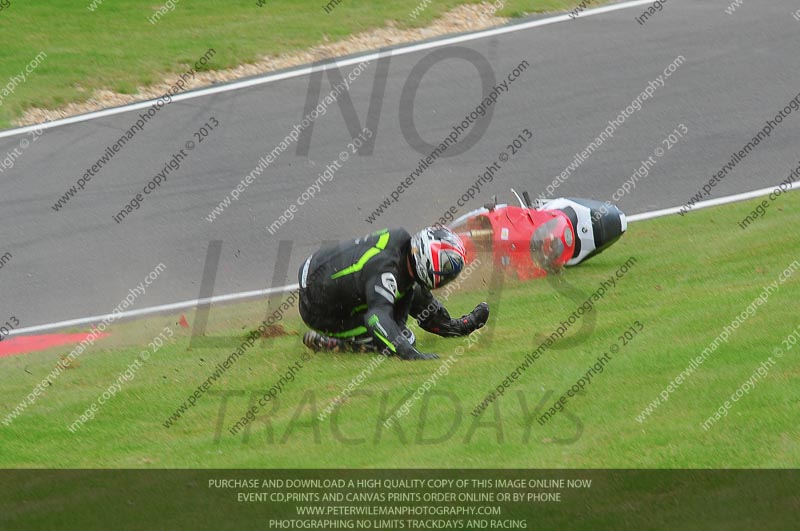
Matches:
[[299, 226, 489, 360]]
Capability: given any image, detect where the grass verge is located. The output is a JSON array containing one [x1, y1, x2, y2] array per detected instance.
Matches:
[[0, 0, 593, 129], [1, 193, 799, 468]]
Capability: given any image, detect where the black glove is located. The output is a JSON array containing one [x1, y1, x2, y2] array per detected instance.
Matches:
[[416, 300, 490, 338]]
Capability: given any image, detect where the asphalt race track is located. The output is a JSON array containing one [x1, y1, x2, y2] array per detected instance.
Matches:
[[2, 0, 799, 328]]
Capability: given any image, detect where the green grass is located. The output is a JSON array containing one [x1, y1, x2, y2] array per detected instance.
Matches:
[[0, 0, 586, 129], [1, 193, 799, 469]]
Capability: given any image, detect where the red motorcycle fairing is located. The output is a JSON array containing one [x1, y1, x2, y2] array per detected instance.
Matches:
[[451, 204, 575, 280]]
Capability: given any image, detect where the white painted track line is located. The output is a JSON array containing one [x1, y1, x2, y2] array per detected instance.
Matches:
[[6, 284, 301, 338], [626, 181, 800, 222], [0, 0, 655, 140]]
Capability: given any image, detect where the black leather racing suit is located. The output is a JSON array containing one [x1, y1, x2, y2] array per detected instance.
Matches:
[[298, 228, 487, 360]]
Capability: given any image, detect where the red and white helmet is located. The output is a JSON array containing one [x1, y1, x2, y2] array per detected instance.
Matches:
[[410, 226, 467, 289]]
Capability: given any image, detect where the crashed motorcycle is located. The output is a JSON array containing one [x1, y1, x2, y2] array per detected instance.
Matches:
[[449, 190, 627, 279]]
